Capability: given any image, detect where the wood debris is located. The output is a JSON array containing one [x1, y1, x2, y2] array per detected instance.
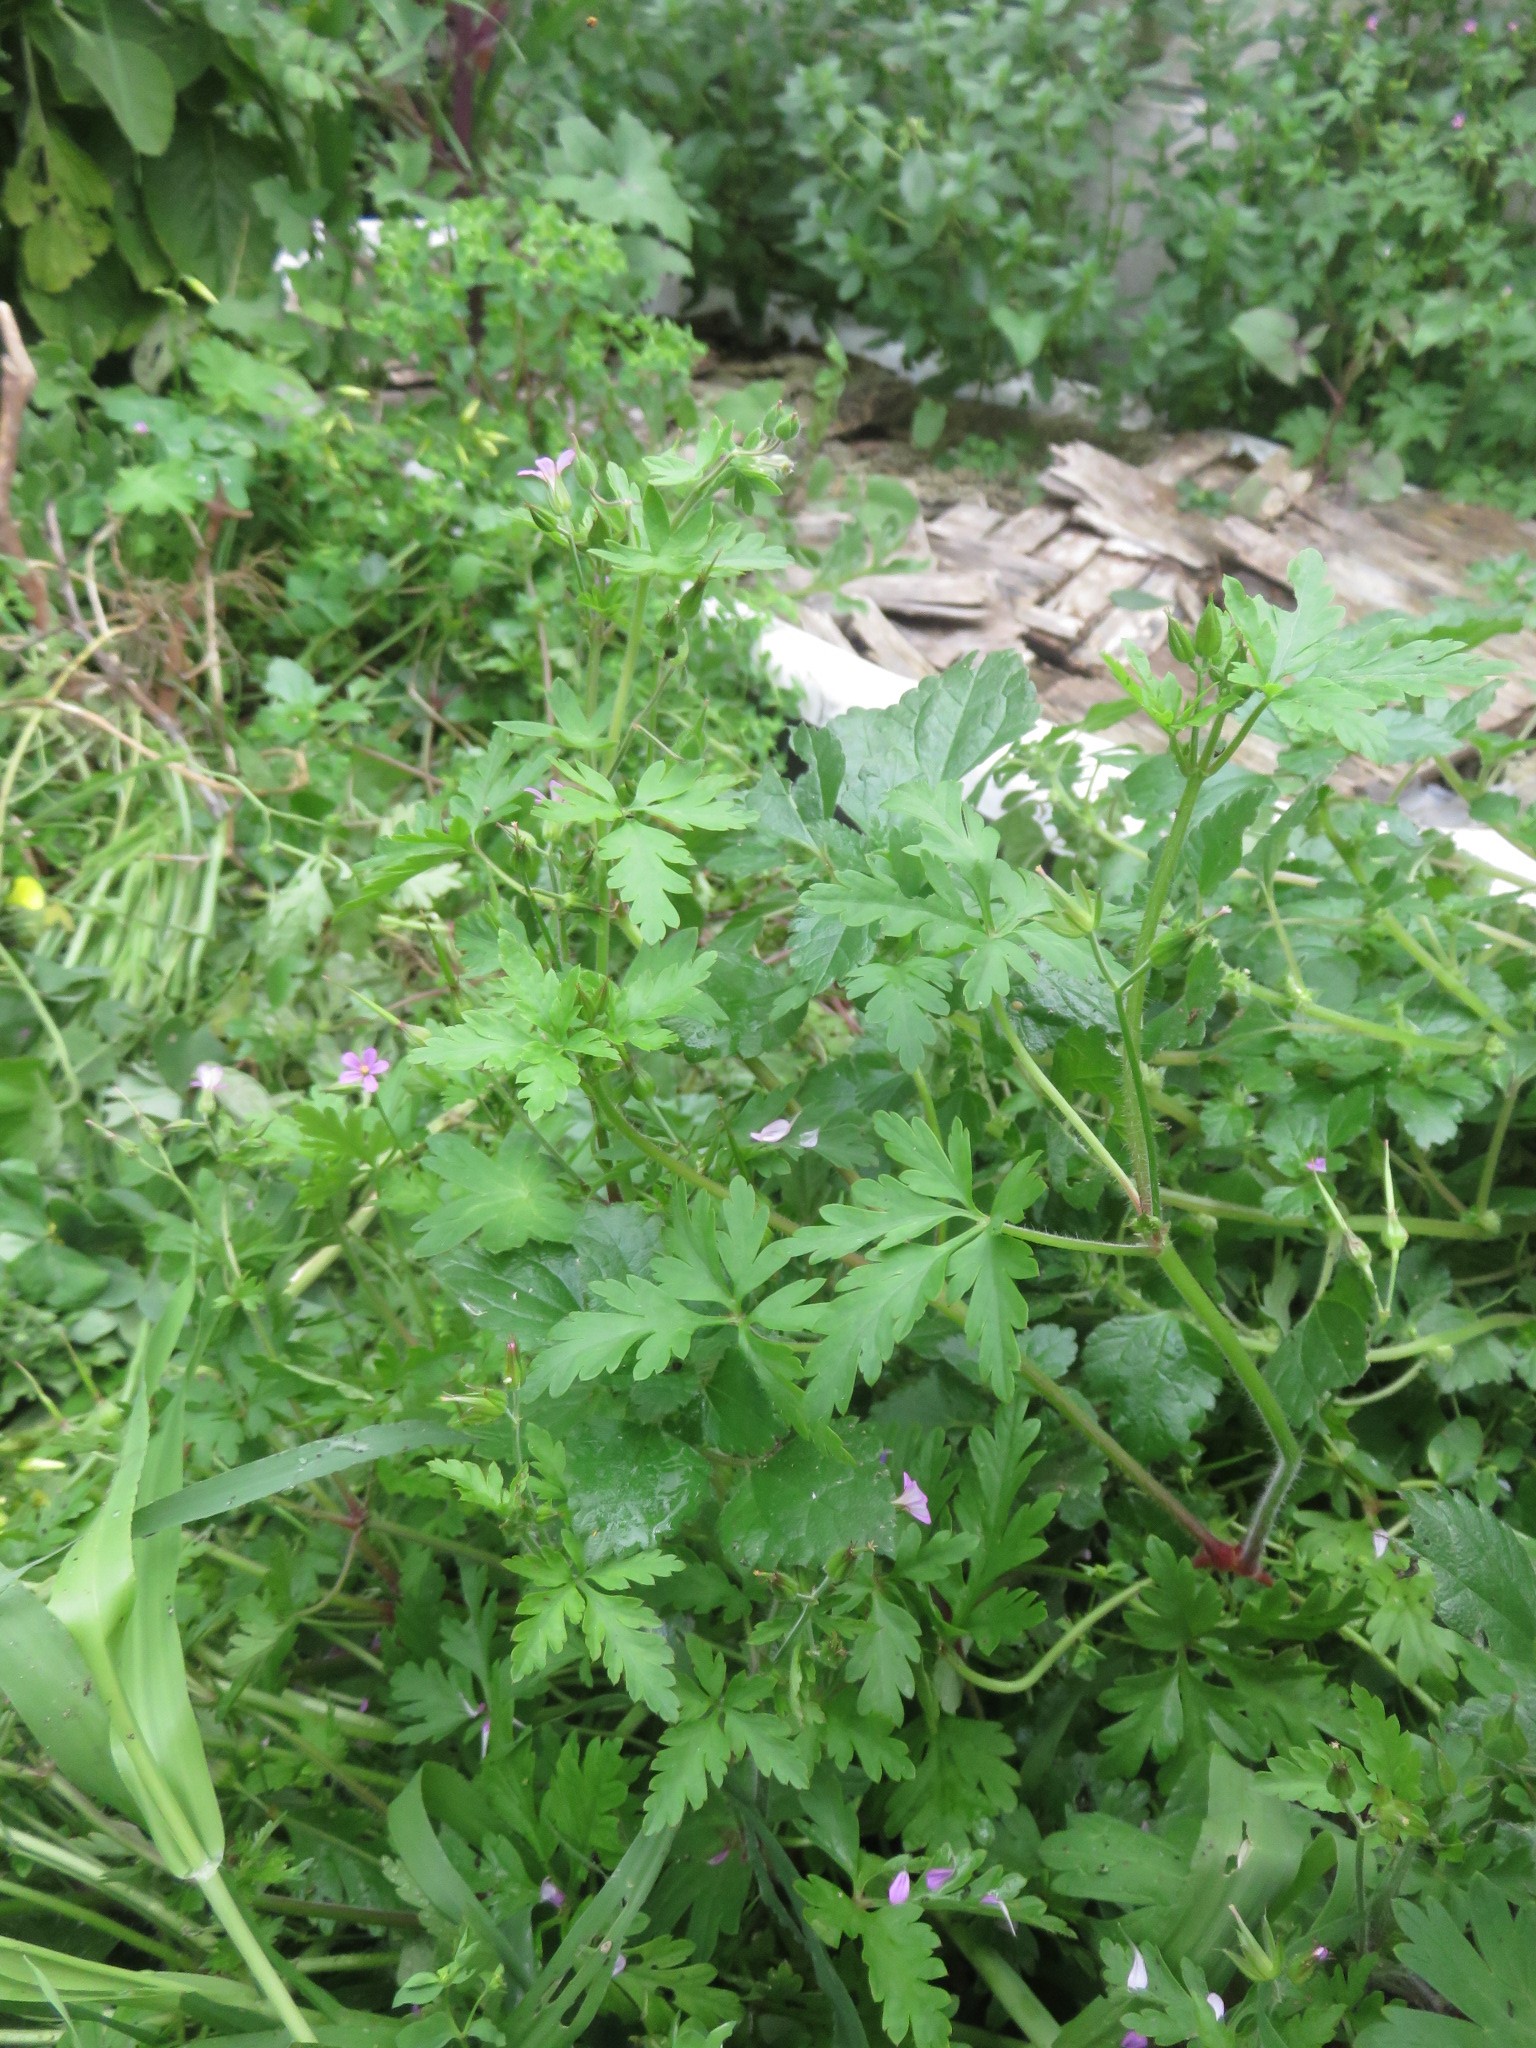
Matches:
[[792, 429, 1536, 790]]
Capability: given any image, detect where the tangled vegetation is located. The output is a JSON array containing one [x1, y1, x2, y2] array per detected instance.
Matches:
[[4, 8, 1536, 2048]]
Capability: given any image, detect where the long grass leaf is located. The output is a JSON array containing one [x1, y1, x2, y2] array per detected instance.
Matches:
[[133, 1420, 466, 1538]]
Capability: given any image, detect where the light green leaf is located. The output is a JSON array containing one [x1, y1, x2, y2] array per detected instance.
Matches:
[[413, 1132, 578, 1256], [68, 22, 176, 155]]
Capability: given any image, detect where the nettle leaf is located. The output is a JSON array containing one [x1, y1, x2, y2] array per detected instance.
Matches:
[[412, 1132, 578, 1256], [1265, 1294, 1368, 1426], [1411, 1493, 1536, 1674], [1079, 1312, 1222, 1460], [717, 1435, 900, 1569], [821, 650, 1038, 830]]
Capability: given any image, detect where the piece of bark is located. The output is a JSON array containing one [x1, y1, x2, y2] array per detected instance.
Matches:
[[928, 498, 1003, 555], [837, 600, 935, 678], [1141, 431, 1233, 486], [988, 503, 1070, 554], [843, 569, 994, 622], [1040, 440, 1215, 571], [795, 601, 859, 655]]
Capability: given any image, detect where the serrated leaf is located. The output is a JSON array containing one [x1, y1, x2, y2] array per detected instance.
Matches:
[[413, 1132, 578, 1256], [1411, 1493, 1536, 1673], [847, 1591, 922, 1722], [859, 1909, 953, 2048], [1079, 1312, 1221, 1460]]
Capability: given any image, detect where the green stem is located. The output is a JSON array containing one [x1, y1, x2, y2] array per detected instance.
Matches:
[[999, 1223, 1153, 1257], [1364, 1313, 1530, 1364], [950, 1578, 1149, 1695], [993, 1001, 1143, 1212], [1161, 1186, 1510, 1240], [197, 1870, 318, 2043], [1476, 1079, 1521, 1216], [1375, 911, 1498, 1025], [1243, 976, 1478, 1057], [1158, 1239, 1302, 1569], [604, 575, 652, 762]]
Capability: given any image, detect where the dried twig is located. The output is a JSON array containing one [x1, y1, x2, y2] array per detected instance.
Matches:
[[0, 302, 51, 629]]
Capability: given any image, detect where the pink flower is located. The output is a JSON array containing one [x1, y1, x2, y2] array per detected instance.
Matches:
[[1452, 110, 1466, 128], [894, 1472, 931, 1524], [924, 1867, 954, 1891], [750, 1116, 796, 1145], [1306, 1155, 1326, 1173], [888, 1871, 912, 1905], [518, 448, 576, 487], [1311, 1944, 1331, 1962], [1364, 10, 1379, 25], [539, 1878, 565, 1907], [338, 1046, 390, 1095], [191, 1062, 225, 1094], [1463, 15, 1478, 27]]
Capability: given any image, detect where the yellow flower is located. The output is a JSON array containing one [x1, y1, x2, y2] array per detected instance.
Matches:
[[6, 874, 46, 913]]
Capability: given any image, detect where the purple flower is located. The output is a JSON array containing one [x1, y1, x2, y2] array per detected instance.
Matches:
[[338, 1046, 390, 1095], [1365, 10, 1379, 25], [1126, 1947, 1149, 1992], [750, 1116, 796, 1145], [1207, 1992, 1226, 2019], [191, 1062, 225, 1094], [707, 1846, 732, 1866], [130, 420, 151, 435], [878, 1447, 892, 1467], [924, 1867, 955, 1891], [518, 448, 576, 487], [888, 1871, 912, 1905], [357, 1697, 370, 1714], [981, 1890, 1014, 1935], [1311, 1944, 1331, 1962], [1305, 1155, 1327, 1173], [539, 1878, 565, 1907], [1463, 15, 1478, 27], [894, 1472, 931, 1524], [1452, 110, 1466, 128], [1122, 2036, 1151, 2048]]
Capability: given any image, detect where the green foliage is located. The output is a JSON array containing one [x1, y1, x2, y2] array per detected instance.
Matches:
[[9, 156, 1536, 2048]]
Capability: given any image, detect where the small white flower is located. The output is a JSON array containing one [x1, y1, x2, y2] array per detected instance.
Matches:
[[750, 1116, 796, 1145], [1207, 1991, 1225, 2019], [1372, 1530, 1391, 1559], [797, 1127, 820, 1148], [1126, 1947, 1149, 1992], [191, 1062, 225, 1094]]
